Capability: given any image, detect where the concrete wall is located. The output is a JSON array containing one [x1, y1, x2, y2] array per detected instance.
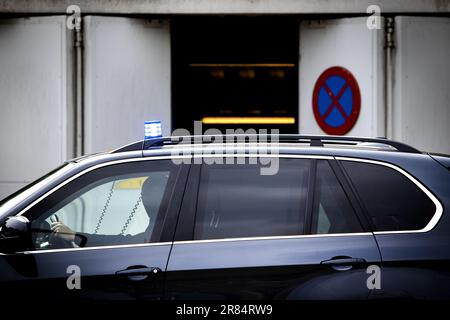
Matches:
[[83, 16, 171, 154], [0, 16, 72, 199], [0, 0, 449, 14], [299, 17, 385, 137], [393, 16, 450, 154]]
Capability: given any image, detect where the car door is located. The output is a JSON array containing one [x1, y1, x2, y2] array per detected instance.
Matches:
[[0, 159, 188, 300], [338, 157, 450, 299], [165, 156, 382, 300]]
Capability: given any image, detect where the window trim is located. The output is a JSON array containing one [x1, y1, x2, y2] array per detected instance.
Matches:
[[16, 231, 376, 255], [18, 241, 173, 255], [10, 155, 333, 255], [335, 157, 443, 234], [8, 156, 189, 254], [172, 232, 373, 245], [8, 154, 438, 255]]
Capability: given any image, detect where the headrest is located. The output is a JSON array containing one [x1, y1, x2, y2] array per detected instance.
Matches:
[[140, 173, 168, 219]]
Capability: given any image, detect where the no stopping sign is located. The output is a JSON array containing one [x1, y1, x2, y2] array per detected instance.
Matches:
[[312, 66, 361, 135]]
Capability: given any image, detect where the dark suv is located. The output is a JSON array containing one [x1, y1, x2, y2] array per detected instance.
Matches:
[[0, 134, 449, 300]]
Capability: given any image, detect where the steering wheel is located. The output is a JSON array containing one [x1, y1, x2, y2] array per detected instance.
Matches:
[[50, 214, 87, 248], [49, 213, 60, 224], [49, 214, 80, 248], [32, 214, 87, 249], [33, 214, 74, 249]]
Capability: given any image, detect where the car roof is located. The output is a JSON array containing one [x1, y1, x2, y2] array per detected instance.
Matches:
[[68, 134, 430, 171]]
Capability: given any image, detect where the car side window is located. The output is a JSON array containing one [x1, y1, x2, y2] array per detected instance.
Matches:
[[25, 160, 180, 250], [194, 158, 310, 240], [341, 160, 436, 231], [311, 160, 363, 234]]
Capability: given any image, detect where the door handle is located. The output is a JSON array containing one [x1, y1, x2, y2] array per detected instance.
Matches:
[[116, 266, 162, 280], [320, 257, 366, 271]]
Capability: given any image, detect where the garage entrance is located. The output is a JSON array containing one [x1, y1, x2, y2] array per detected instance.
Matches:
[[172, 17, 299, 134]]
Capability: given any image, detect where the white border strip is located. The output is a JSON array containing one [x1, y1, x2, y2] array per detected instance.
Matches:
[[20, 241, 172, 255], [336, 157, 444, 234], [18, 232, 373, 255], [172, 232, 372, 246]]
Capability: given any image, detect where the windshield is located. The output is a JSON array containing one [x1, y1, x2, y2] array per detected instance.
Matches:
[[0, 163, 75, 217]]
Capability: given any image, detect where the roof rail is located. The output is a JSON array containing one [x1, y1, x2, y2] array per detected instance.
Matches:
[[112, 134, 421, 154]]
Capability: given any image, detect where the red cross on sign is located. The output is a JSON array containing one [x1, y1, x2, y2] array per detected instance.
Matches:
[[312, 66, 361, 135]]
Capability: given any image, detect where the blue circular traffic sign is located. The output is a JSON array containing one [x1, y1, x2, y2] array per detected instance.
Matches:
[[312, 66, 361, 135]]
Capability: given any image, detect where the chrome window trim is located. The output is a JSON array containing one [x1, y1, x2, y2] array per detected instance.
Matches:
[[172, 232, 373, 246], [10, 153, 440, 255], [335, 156, 443, 234], [12, 233, 374, 255], [9, 154, 333, 254], [16, 241, 172, 255]]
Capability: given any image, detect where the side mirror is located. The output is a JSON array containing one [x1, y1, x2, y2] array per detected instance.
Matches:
[[0, 216, 32, 253]]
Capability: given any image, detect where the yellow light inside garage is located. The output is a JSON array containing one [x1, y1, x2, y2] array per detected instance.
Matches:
[[202, 117, 296, 125], [189, 63, 295, 68]]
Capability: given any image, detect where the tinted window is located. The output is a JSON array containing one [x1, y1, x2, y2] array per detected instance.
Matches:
[[26, 161, 180, 250], [312, 160, 363, 234], [194, 159, 310, 240], [341, 161, 436, 231]]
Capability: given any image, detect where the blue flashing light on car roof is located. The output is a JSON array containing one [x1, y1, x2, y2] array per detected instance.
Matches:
[[144, 120, 162, 140]]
